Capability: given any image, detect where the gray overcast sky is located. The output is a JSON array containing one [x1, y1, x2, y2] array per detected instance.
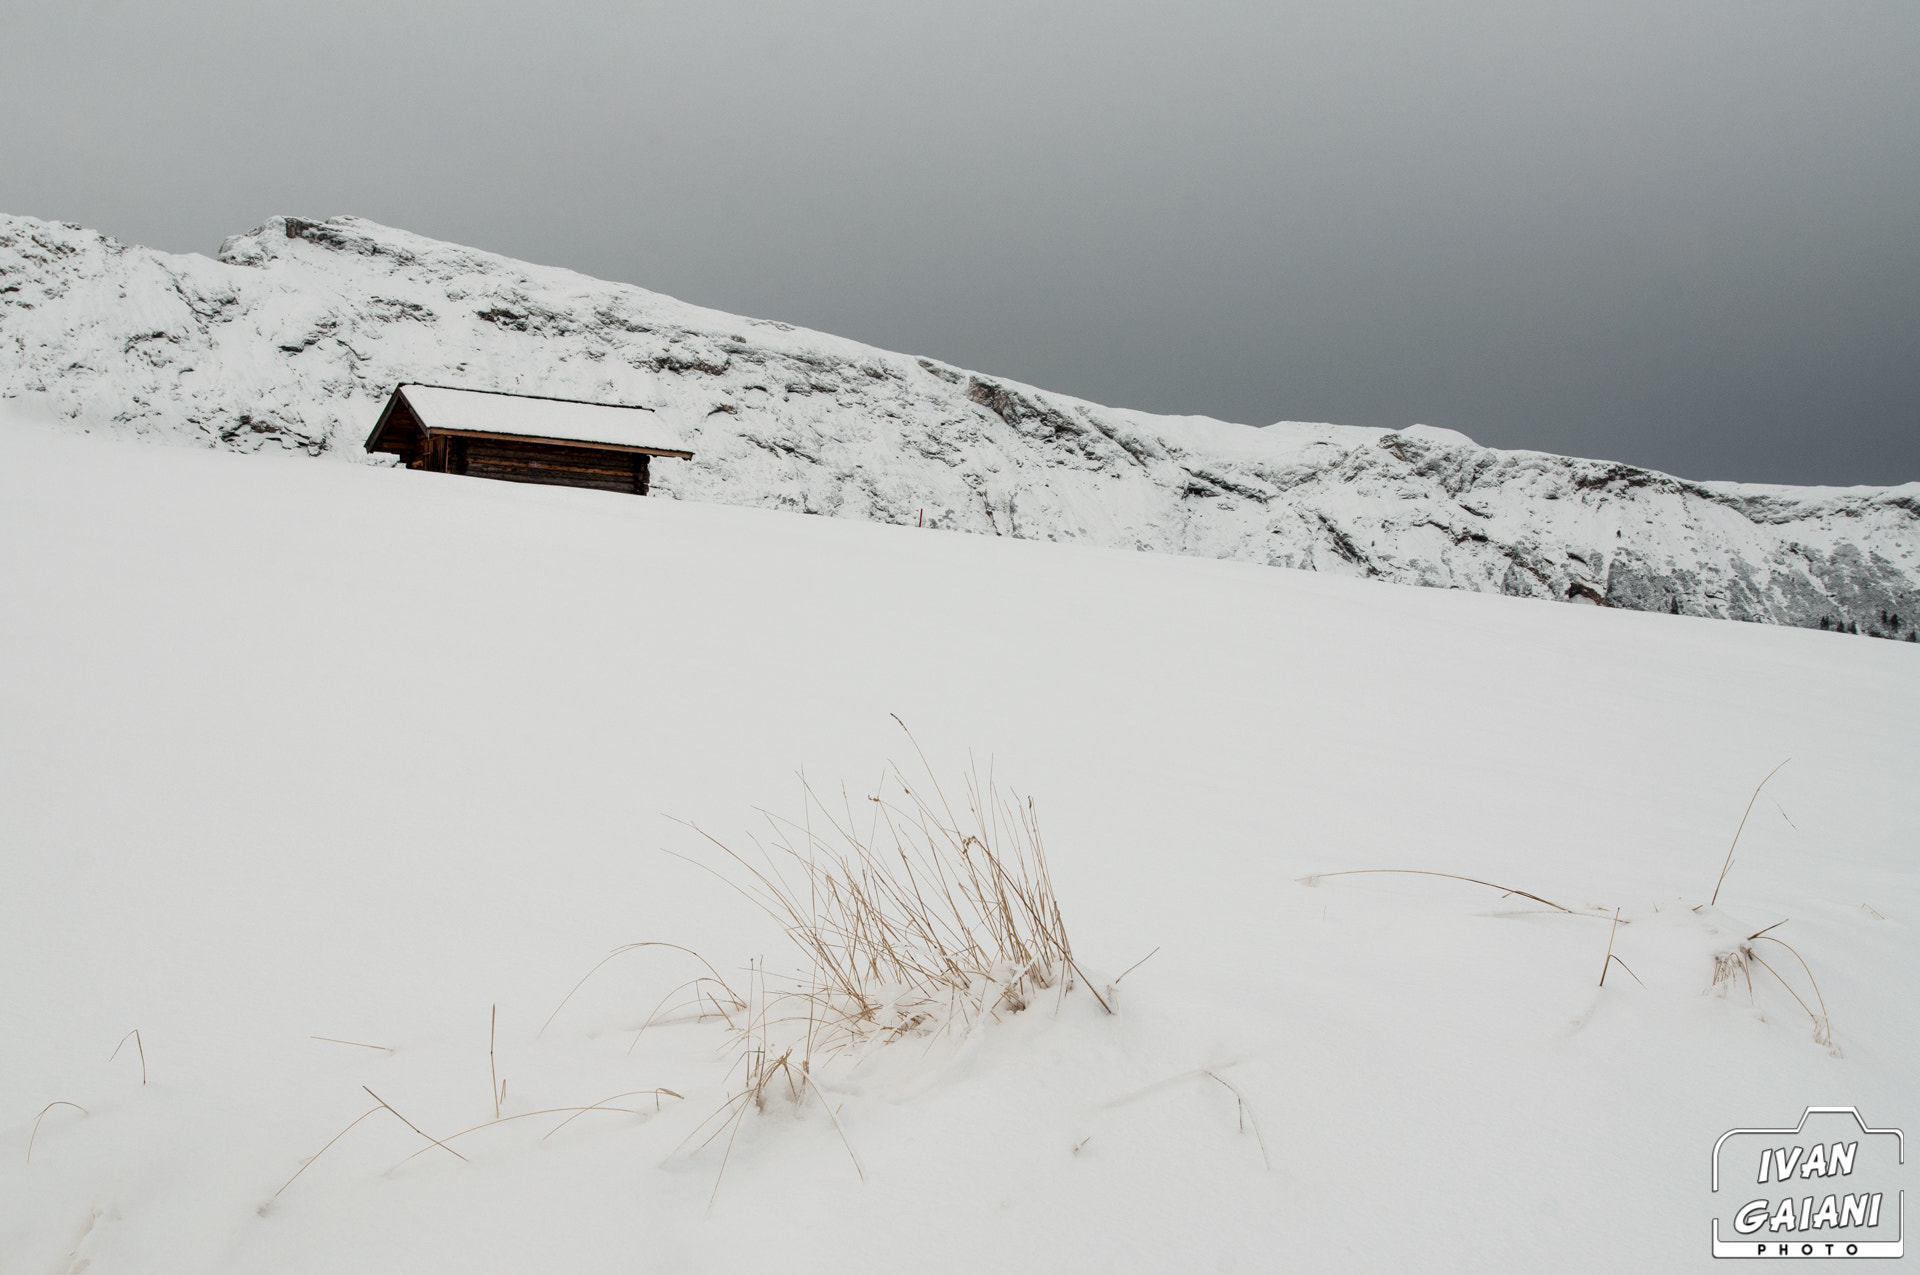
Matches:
[[3, 1, 1916, 485]]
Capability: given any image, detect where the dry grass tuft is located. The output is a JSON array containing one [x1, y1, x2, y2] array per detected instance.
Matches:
[[674, 739, 1105, 1073], [658, 727, 1105, 1205]]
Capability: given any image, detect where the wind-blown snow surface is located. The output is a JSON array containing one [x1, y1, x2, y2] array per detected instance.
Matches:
[[2, 416, 1916, 1273], [3, 211, 1917, 633]]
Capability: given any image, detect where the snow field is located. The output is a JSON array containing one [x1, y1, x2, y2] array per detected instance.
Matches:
[[1, 416, 1915, 1272]]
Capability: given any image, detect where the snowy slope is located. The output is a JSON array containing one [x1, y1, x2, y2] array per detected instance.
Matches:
[[3, 211, 1918, 633], [1, 417, 1916, 1273]]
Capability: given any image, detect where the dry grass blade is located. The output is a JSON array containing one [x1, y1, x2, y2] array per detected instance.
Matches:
[[799, 1069, 864, 1181], [489, 1005, 500, 1121], [1301, 869, 1577, 914], [542, 1089, 683, 1140], [108, 1028, 146, 1085], [1114, 946, 1161, 984], [272, 1105, 382, 1199], [362, 1087, 467, 1163], [309, 1036, 394, 1053], [1745, 951, 1830, 1046], [1596, 909, 1644, 987], [1204, 1071, 1272, 1171], [1101, 1070, 1270, 1168], [626, 976, 746, 1055], [708, 1104, 752, 1213], [1710, 759, 1791, 906], [540, 942, 743, 1038], [26, 1101, 87, 1165], [1604, 955, 1647, 988], [670, 1090, 754, 1162], [392, 1093, 684, 1169], [1748, 927, 1834, 1045], [1712, 923, 1835, 1049]]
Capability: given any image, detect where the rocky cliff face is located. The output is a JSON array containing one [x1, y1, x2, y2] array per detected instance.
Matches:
[[3, 212, 1917, 635]]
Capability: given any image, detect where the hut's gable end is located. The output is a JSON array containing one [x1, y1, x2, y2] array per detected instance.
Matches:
[[367, 395, 428, 467]]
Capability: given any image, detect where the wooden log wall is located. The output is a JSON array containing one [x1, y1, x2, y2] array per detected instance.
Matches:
[[457, 437, 651, 494]]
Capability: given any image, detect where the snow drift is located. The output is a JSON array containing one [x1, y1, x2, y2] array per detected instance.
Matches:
[[2, 211, 1917, 632]]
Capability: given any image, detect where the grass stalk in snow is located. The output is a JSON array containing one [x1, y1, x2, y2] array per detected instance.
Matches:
[[361, 1086, 467, 1164], [389, 1091, 685, 1169], [309, 1035, 394, 1053], [25, 1101, 87, 1165], [108, 1028, 146, 1084], [1204, 1071, 1272, 1171], [1113, 946, 1162, 984], [1709, 759, 1791, 906], [626, 976, 749, 1055], [275, 1090, 685, 1201], [1298, 869, 1587, 915], [1712, 921, 1835, 1050], [1102, 1070, 1271, 1170], [541, 1088, 683, 1140], [540, 942, 743, 1038], [272, 1105, 384, 1200], [1106, 944, 1161, 1010], [1597, 908, 1645, 988]]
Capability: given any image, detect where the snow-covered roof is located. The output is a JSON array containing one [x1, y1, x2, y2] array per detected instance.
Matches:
[[392, 384, 692, 455]]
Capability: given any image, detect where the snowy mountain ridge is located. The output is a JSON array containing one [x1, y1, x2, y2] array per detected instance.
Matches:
[[3, 211, 1916, 633]]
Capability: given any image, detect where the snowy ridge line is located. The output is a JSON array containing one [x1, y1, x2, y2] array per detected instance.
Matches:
[[2, 211, 1916, 634]]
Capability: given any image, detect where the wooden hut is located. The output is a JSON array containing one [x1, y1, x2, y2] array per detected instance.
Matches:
[[364, 384, 692, 495]]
